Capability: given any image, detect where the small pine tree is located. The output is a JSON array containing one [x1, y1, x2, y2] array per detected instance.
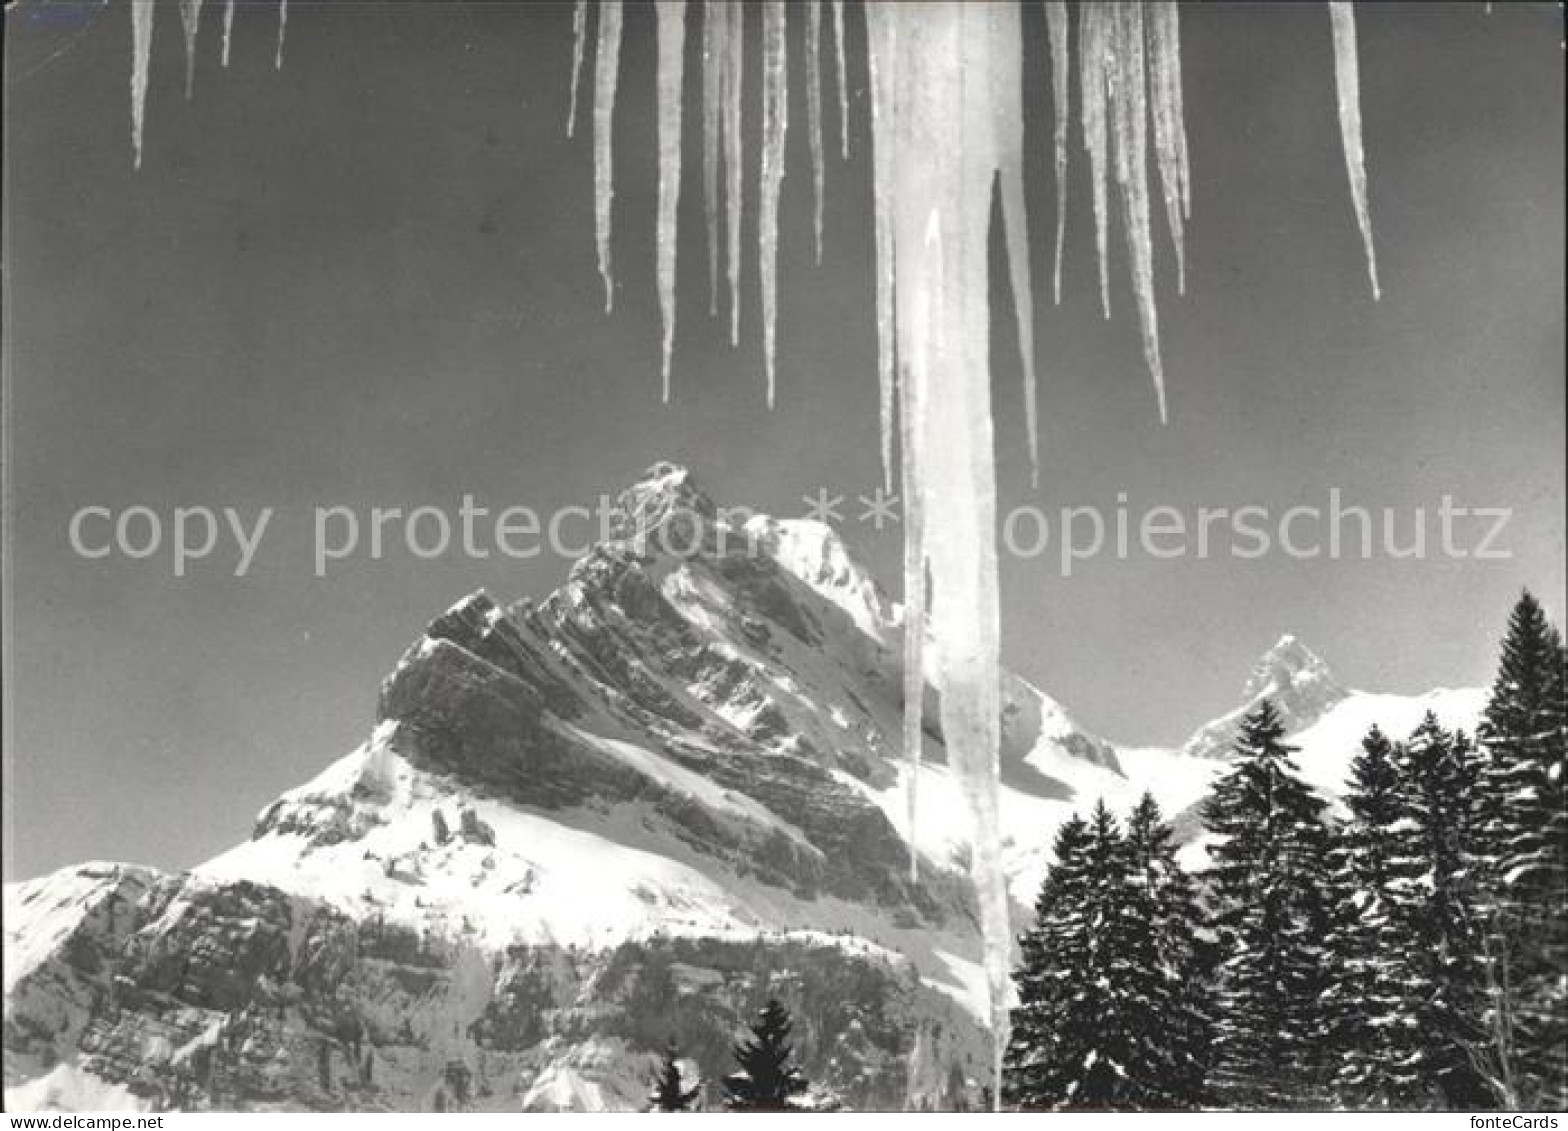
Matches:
[[648, 1040, 700, 1112], [1202, 700, 1334, 1109], [722, 999, 808, 1111]]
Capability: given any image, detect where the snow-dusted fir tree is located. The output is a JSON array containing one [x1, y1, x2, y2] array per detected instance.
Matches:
[[1473, 592, 1568, 1108], [1123, 792, 1214, 1108], [1004, 814, 1093, 1109], [1202, 700, 1334, 1108], [1005, 800, 1207, 1110], [648, 1041, 700, 1112], [1391, 714, 1491, 1108], [721, 1000, 808, 1112], [1321, 726, 1431, 1107]]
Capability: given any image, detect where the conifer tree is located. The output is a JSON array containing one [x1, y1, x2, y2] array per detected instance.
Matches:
[[722, 999, 808, 1111], [648, 1040, 700, 1112], [1392, 713, 1490, 1107], [1474, 592, 1567, 1107], [1123, 792, 1214, 1108], [1006, 800, 1209, 1110], [1322, 725, 1430, 1107], [1202, 700, 1334, 1108], [1003, 814, 1094, 1109]]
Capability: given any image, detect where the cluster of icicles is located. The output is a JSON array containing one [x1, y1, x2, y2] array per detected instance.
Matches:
[[565, 0, 1379, 1094], [128, 0, 288, 170], [125, 0, 1381, 1102]]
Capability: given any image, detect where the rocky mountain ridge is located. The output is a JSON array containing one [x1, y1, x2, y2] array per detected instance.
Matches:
[[3, 464, 1484, 1112]]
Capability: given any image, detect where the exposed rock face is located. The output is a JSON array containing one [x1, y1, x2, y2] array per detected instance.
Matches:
[[6, 868, 978, 1112], [7, 464, 1125, 1112]]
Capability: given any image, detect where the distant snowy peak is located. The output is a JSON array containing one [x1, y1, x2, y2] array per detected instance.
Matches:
[[1182, 634, 1350, 760], [1240, 633, 1347, 707]]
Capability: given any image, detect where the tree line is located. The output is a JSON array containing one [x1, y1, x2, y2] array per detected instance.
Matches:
[[1004, 591, 1566, 1110]]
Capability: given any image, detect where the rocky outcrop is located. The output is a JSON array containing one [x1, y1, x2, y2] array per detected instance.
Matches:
[[5, 867, 982, 1112]]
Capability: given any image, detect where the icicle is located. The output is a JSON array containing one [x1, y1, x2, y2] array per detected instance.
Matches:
[[807, 2, 826, 264], [655, 1, 687, 403], [867, 4, 898, 493], [759, 1, 788, 407], [831, 0, 849, 159], [992, 2, 1040, 488], [129, 0, 155, 169], [593, 0, 624, 313], [702, 1, 723, 316], [878, 5, 1012, 1101], [221, 0, 235, 68], [274, 0, 287, 70], [1109, 2, 1167, 421], [1329, 2, 1381, 300], [1044, 0, 1069, 305], [178, 0, 203, 99], [1079, 2, 1112, 318], [1147, 2, 1189, 293], [567, 0, 587, 138], [723, 2, 745, 345]]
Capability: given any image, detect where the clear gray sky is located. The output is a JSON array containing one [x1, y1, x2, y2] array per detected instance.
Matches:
[[4, 1, 1562, 881]]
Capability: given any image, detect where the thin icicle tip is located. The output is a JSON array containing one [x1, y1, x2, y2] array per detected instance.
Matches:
[[758, 1, 789, 408], [567, 0, 588, 138], [179, 0, 204, 100], [807, 1, 826, 265], [129, 0, 155, 169], [593, 0, 625, 314], [654, 0, 688, 401], [1329, 2, 1382, 300], [220, 0, 235, 68]]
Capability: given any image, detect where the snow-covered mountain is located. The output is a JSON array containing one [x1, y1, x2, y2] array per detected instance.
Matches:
[[2, 464, 1486, 1112]]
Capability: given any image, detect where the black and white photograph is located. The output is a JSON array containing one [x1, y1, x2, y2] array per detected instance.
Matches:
[[2, 0, 1564, 1116]]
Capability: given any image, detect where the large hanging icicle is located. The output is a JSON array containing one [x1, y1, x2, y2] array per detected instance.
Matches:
[[1044, 0, 1070, 305], [593, 0, 624, 313], [179, 0, 204, 99], [1079, 3, 1112, 318], [1107, 3, 1167, 421], [807, 2, 826, 264], [1329, 2, 1381, 300], [831, 0, 849, 159], [129, 0, 155, 170], [274, 0, 287, 70], [567, 0, 587, 138], [865, 2, 915, 861], [701, 2, 724, 315], [655, 2, 687, 403], [723, 3, 745, 345], [221, 0, 235, 69], [1146, 2, 1190, 294], [759, 1, 788, 407], [992, 2, 1040, 488], [876, 4, 1017, 1103], [867, 5, 898, 494]]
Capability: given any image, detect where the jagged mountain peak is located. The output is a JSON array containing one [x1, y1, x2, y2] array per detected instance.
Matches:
[[1181, 633, 1350, 760], [604, 461, 719, 544], [1240, 633, 1345, 703]]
